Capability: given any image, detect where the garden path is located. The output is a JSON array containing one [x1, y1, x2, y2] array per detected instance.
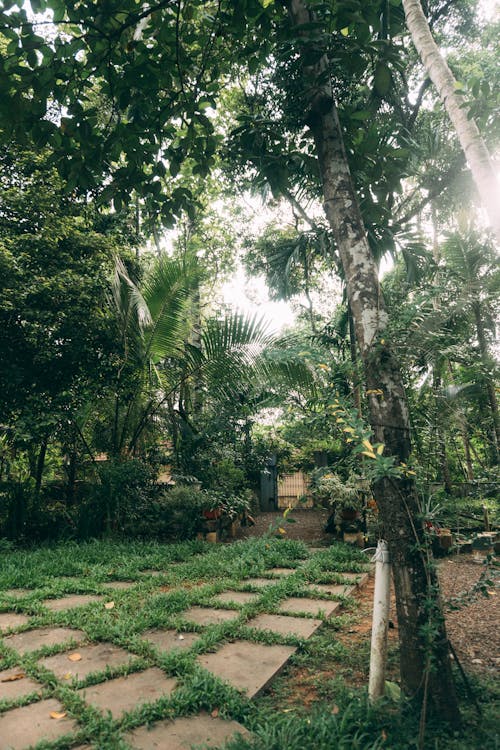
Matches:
[[0, 536, 370, 750]]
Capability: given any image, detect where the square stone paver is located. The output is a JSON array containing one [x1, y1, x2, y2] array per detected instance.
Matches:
[[3, 627, 84, 655], [42, 594, 103, 612], [263, 568, 297, 577], [39, 642, 134, 682], [321, 572, 369, 586], [0, 698, 78, 750], [78, 667, 177, 718], [247, 613, 322, 638], [142, 629, 200, 652], [198, 640, 296, 697], [99, 581, 136, 591], [140, 570, 165, 577], [212, 591, 260, 607], [278, 597, 341, 617], [125, 713, 250, 749], [0, 613, 30, 632], [181, 607, 239, 626], [305, 583, 352, 597], [0, 667, 42, 702], [241, 578, 276, 589]]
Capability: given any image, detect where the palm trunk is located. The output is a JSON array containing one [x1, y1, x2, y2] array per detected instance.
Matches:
[[402, 0, 500, 240], [472, 301, 499, 464], [288, 0, 459, 722]]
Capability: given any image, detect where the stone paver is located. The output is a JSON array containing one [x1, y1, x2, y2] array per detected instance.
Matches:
[[0, 667, 42, 702], [241, 578, 276, 588], [125, 713, 250, 749], [42, 594, 103, 612], [0, 698, 78, 750], [78, 667, 177, 718], [0, 589, 32, 599], [305, 583, 352, 597], [263, 567, 297, 577], [0, 613, 29, 632], [322, 572, 369, 585], [247, 613, 322, 638], [198, 640, 296, 697], [212, 591, 260, 606], [140, 570, 165, 577], [3, 627, 84, 655], [278, 597, 341, 617], [142, 629, 200, 652], [39, 642, 134, 682], [99, 581, 136, 591], [181, 607, 239, 626]]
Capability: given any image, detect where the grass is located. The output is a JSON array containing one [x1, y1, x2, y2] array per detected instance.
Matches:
[[0, 537, 498, 749]]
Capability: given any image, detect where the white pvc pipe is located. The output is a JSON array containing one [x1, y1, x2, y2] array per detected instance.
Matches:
[[368, 539, 391, 702]]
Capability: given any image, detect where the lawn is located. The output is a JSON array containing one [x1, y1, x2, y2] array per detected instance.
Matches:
[[0, 538, 497, 750]]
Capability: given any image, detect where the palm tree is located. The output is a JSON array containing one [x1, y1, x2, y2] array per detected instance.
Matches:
[[401, 0, 500, 240]]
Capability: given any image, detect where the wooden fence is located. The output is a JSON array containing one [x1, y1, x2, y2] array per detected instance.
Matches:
[[277, 471, 314, 509]]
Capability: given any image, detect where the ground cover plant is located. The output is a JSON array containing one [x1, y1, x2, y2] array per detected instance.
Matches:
[[1, 537, 497, 749]]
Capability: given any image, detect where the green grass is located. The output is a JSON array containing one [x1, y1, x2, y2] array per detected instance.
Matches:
[[0, 537, 497, 749]]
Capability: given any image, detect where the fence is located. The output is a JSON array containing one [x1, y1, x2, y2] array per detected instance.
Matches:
[[277, 471, 314, 509]]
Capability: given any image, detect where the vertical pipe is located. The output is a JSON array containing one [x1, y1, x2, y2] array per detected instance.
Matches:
[[368, 540, 391, 701]]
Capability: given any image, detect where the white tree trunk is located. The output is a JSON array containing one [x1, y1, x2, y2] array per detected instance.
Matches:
[[402, 0, 500, 240]]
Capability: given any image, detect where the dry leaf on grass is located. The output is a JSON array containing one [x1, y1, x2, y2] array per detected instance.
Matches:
[[67, 653, 82, 662], [1, 672, 25, 682], [49, 711, 67, 720], [211, 708, 219, 718], [63, 672, 72, 679], [104, 601, 115, 609]]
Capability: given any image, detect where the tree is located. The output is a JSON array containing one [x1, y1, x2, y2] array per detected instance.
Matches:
[[401, 0, 500, 240], [284, 0, 458, 720]]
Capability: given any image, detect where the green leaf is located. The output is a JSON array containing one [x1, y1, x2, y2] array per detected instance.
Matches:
[[373, 63, 391, 97]]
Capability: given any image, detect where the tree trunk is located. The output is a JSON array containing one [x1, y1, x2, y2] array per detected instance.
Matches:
[[472, 300, 500, 464], [288, 0, 459, 722], [34, 436, 48, 498], [402, 0, 500, 240], [347, 303, 362, 417]]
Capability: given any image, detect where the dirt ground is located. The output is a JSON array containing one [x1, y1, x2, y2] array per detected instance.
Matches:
[[239, 510, 499, 679]]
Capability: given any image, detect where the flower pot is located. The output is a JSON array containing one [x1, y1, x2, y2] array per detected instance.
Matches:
[[203, 509, 222, 520]]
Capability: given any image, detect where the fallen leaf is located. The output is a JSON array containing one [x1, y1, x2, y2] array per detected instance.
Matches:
[[211, 708, 219, 718], [332, 704, 340, 715], [49, 711, 67, 720], [67, 653, 82, 662], [1, 672, 25, 682], [63, 672, 72, 680], [177, 634, 185, 641], [104, 601, 115, 609]]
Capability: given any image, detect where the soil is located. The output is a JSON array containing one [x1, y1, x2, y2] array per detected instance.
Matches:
[[238, 510, 499, 693]]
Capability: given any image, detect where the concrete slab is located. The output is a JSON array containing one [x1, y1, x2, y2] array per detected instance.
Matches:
[[278, 597, 341, 617], [212, 591, 260, 606], [142, 630, 200, 652], [78, 667, 177, 718], [198, 640, 296, 697], [139, 570, 166, 577], [263, 568, 297, 577], [3, 627, 85, 655], [246, 613, 322, 638], [125, 713, 250, 749], [181, 607, 239, 626], [304, 583, 352, 597], [99, 581, 136, 591], [42, 594, 103, 611], [323, 572, 369, 586], [0, 698, 78, 750], [39, 642, 134, 682], [241, 578, 276, 588], [0, 667, 42, 702], [0, 613, 29, 632]]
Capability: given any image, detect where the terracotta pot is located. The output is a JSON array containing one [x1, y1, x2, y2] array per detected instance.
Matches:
[[203, 509, 222, 520]]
